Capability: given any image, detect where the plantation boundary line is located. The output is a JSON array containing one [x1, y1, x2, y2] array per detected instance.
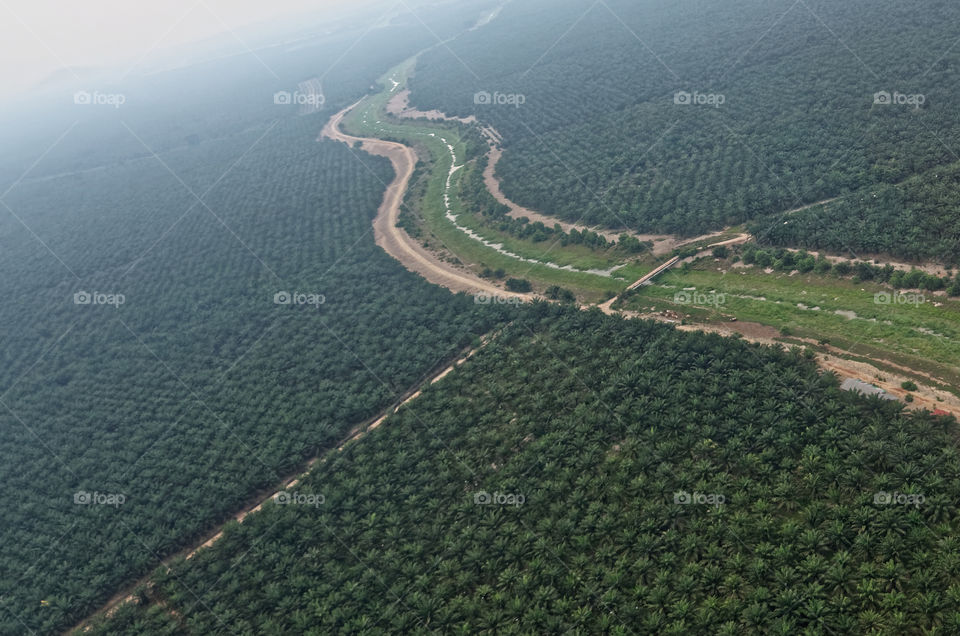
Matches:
[[67, 332, 499, 634]]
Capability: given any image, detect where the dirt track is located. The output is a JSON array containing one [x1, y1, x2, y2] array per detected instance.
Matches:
[[784, 196, 839, 215], [383, 88, 693, 257], [483, 146, 634, 242], [331, 89, 958, 417], [482, 143, 760, 257], [320, 103, 522, 298], [69, 337, 488, 633], [385, 81, 951, 276]]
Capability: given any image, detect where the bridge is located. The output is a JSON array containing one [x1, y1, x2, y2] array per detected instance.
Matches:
[[626, 256, 680, 291]]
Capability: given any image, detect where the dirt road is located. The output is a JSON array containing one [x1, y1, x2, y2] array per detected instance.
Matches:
[[320, 104, 523, 298], [385, 89, 693, 257], [329, 93, 958, 417], [69, 337, 489, 633], [482, 146, 636, 241], [386, 80, 952, 277]]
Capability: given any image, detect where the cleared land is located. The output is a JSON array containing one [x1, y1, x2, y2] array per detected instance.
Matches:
[[328, 59, 960, 420], [338, 61, 651, 301]]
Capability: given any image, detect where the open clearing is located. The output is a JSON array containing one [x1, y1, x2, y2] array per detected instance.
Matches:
[[325, 57, 960, 425]]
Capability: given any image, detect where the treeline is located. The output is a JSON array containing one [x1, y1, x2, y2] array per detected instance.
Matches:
[[739, 244, 960, 294], [458, 156, 511, 219], [92, 305, 960, 634]]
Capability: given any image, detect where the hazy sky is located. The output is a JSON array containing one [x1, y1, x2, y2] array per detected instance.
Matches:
[[0, 0, 361, 96]]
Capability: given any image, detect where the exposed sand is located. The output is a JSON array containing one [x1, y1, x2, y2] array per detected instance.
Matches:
[[386, 88, 477, 124], [320, 103, 523, 298]]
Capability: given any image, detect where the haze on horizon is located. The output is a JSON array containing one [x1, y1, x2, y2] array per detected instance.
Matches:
[[0, 0, 380, 99]]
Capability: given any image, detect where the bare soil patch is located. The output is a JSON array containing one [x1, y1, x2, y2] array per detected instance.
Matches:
[[386, 88, 477, 124], [321, 104, 522, 298]]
